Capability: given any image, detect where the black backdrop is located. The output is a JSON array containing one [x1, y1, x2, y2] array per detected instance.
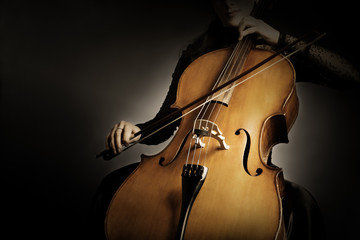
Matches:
[[1, 0, 359, 239]]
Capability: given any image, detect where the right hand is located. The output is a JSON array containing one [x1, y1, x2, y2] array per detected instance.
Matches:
[[106, 120, 141, 154]]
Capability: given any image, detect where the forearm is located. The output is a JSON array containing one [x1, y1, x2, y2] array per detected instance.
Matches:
[[278, 33, 360, 89]]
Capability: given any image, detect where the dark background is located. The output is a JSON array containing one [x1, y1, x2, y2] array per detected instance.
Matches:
[[1, 0, 359, 239]]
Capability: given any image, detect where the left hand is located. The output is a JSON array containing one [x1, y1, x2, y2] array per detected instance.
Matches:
[[237, 16, 280, 45]]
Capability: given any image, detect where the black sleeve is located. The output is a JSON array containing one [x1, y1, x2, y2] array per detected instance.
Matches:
[[136, 50, 193, 145], [278, 33, 360, 91]]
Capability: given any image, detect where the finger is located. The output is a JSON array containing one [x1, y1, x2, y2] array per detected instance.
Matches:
[[238, 17, 246, 40], [241, 27, 258, 39], [114, 121, 125, 153], [122, 124, 132, 146], [238, 19, 251, 40], [129, 126, 141, 144], [114, 129, 123, 153]]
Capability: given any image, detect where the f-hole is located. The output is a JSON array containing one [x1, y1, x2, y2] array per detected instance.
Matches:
[[235, 128, 262, 176]]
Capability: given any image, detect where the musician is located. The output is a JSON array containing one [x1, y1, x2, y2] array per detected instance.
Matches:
[[93, 0, 359, 239]]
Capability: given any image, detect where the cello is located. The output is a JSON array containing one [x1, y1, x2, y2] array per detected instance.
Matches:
[[100, 1, 323, 239]]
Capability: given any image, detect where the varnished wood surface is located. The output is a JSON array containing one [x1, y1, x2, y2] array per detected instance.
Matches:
[[106, 48, 297, 239]]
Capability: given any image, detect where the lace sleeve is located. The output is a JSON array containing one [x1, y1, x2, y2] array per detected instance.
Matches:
[[278, 33, 360, 90]]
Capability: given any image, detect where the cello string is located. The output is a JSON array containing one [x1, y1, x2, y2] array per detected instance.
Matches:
[[194, 35, 253, 167], [197, 41, 243, 123], [194, 39, 250, 166], [199, 37, 253, 166], [185, 41, 244, 167]]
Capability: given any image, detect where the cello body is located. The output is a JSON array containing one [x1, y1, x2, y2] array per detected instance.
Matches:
[[105, 47, 298, 239]]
